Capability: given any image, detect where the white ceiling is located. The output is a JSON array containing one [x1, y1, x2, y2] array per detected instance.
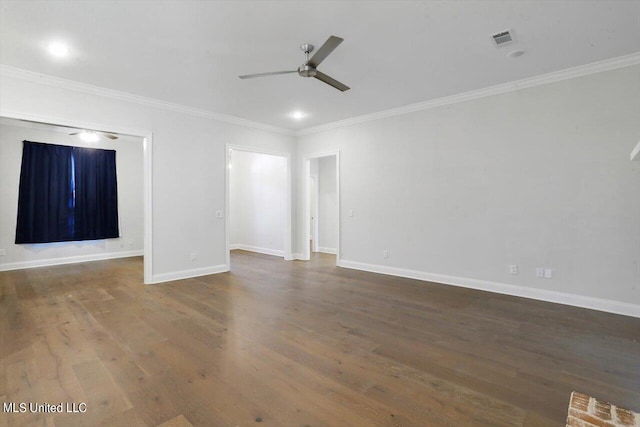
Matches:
[[1, 1, 639, 131]]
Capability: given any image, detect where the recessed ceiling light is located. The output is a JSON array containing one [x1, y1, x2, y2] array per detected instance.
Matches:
[[47, 41, 70, 58], [78, 131, 99, 143], [290, 111, 306, 120]]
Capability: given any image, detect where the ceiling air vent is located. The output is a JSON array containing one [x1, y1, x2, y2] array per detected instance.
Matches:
[[491, 30, 513, 47]]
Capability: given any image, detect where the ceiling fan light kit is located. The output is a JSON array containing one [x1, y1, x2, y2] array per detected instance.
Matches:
[[69, 131, 119, 142], [239, 35, 350, 92]]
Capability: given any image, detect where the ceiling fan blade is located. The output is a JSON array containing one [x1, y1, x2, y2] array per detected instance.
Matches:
[[69, 132, 80, 136], [314, 71, 350, 92], [307, 36, 343, 68], [239, 70, 297, 79]]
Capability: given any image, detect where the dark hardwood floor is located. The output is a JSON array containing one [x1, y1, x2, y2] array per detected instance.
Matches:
[[1, 251, 639, 426]]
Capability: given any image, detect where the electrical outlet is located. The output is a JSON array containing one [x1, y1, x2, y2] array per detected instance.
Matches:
[[544, 268, 552, 279], [190, 253, 197, 261], [216, 210, 224, 219], [535, 268, 544, 278], [383, 249, 389, 259], [0, 249, 5, 256], [509, 265, 518, 275]]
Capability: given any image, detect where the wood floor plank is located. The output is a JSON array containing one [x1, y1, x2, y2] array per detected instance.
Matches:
[[156, 414, 193, 427], [2, 252, 639, 427]]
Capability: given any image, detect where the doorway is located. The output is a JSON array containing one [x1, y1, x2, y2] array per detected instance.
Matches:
[[226, 145, 292, 267], [304, 151, 339, 263], [0, 114, 153, 283]]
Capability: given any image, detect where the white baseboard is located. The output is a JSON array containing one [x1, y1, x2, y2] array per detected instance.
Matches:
[[151, 264, 229, 284], [338, 259, 640, 318], [0, 250, 143, 272], [318, 247, 337, 254], [292, 253, 305, 260], [230, 244, 284, 257]]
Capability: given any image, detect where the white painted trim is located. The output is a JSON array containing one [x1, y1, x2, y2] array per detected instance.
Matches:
[[225, 145, 293, 263], [303, 151, 340, 266], [338, 259, 640, 318], [230, 244, 285, 257], [0, 65, 293, 136], [335, 153, 341, 265], [225, 145, 232, 269], [0, 110, 154, 285], [0, 250, 143, 272], [142, 133, 153, 284], [631, 140, 640, 161], [310, 174, 319, 253], [151, 264, 229, 284], [291, 253, 304, 260], [318, 247, 337, 254], [297, 53, 640, 136]]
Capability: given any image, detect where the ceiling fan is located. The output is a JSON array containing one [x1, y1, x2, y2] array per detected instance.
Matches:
[[239, 35, 350, 92], [69, 130, 118, 143]]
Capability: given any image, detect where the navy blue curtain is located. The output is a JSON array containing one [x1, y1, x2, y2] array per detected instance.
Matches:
[[15, 141, 119, 244], [15, 141, 75, 243], [73, 146, 119, 240]]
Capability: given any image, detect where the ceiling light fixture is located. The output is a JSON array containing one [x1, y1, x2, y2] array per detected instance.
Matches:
[[78, 131, 99, 143], [47, 41, 70, 58], [290, 111, 306, 120]]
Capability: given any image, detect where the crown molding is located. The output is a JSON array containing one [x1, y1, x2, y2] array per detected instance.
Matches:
[[297, 52, 640, 136], [0, 64, 295, 136], [3, 53, 638, 139]]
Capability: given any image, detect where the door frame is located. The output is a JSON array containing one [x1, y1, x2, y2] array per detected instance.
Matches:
[[0, 109, 154, 284], [225, 144, 293, 267], [310, 174, 319, 253], [303, 150, 340, 264]]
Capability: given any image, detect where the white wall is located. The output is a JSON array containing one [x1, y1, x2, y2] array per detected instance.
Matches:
[[2, 63, 639, 316], [0, 71, 296, 282], [0, 120, 144, 270], [229, 150, 287, 256], [317, 156, 338, 253], [297, 65, 640, 314]]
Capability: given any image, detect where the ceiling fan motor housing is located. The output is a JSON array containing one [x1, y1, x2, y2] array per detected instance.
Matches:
[[298, 64, 317, 77]]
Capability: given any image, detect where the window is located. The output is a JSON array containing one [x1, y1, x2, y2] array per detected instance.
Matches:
[[15, 140, 119, 244]]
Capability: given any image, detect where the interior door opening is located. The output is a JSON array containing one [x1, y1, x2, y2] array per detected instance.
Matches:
[[0, 115, 152, 283], [226, 146, 291, 268], [304, 152, 339, 264]]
